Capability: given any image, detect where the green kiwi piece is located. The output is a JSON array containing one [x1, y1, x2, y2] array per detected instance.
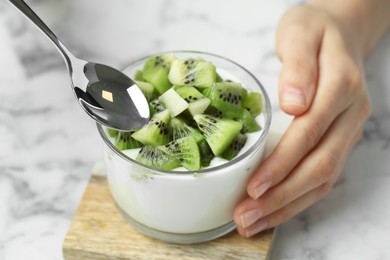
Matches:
[[131, 110, 171, 146], [170, 117, 204, 143], [134, 80, 157, 102], [241, 84, 248, 101], [203, 105, 224, 118], [204, 82, 246, 118], [221, 134, 247, 160], [201, 85, 211, 97], [133, 70, 145, 81], [168, 58, 217, 88], [242, 92, 263, 117], [175, 85, 211, 115], [142, 54, 176, 94], [159, 136, 201, 171], [107, 128, 119, 138], [194, 114, 242, 156], [236, 109, 261, 134], [115, 131, 143, 150], [215, 73, 223, 82], [136, 145, 180, 170], [158, 88, 188, 117], [149, 98, 166, 115], [198, 139, 214, 167]]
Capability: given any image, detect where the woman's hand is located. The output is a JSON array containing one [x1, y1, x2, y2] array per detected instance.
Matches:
[[233, 4, 373, 237]]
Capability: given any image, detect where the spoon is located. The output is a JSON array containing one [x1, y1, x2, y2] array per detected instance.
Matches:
[[8, 0, 150, 131]]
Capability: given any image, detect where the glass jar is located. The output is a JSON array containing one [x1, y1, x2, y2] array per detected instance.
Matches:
[[96, 51, 272, 244]]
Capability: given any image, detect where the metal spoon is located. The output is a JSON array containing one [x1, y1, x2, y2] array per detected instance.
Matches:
[[8, 0, 150, 131]]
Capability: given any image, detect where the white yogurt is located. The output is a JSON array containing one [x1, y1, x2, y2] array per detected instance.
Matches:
[[99, 52, 271, 242], [103, 103, 265, 234], [103, 133, 266, 234]]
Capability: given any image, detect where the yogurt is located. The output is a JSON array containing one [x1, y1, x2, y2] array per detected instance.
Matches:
[[97, 51, 272, 243]]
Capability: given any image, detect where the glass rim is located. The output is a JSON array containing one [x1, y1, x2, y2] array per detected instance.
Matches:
[[96, 50, 272, 177]]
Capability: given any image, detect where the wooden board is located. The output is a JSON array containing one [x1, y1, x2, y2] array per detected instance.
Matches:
[[63, 176, 275, 260]]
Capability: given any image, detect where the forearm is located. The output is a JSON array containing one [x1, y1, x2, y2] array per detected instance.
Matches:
[[309, 0, 390, 58]]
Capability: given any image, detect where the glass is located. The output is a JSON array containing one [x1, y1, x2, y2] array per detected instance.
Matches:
[[96, 51, 272, 244]]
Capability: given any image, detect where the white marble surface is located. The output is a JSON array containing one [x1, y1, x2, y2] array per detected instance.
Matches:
[[0, 0, 389, 259]]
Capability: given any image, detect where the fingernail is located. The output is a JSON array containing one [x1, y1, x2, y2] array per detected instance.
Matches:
[[240, 209, 262, 229], [252, 181, 272, 200], [283, 87, 306, 106], [246, 219, 268, 237]]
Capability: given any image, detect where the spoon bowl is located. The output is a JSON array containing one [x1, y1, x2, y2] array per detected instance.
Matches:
[[8, 0, 150, 131]]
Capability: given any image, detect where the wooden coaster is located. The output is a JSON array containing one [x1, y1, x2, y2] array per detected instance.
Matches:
[[63, 176, 275, 259]]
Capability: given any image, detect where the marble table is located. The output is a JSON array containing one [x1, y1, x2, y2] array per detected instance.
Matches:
[[0, 0, 389, 259]]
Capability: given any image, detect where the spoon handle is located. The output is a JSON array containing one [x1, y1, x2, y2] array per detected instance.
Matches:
[[8, 0, 75, 64]]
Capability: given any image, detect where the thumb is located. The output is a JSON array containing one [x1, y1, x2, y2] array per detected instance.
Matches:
[[276, 13, 322, 116]]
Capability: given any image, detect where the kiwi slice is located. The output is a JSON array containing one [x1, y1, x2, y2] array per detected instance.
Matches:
[[242, 92, 263, 117], [133, 70, 145, 81], [149, 98, 166, 115], [194, 114, 242, 156], [221, 134, 247, 160], [175, 86, 211, 115], [131, 110, 171, 146], [203, 105, 224, 118], [107, 128, 119, 138], [159, 136, 201, 171], [204, 82, 247, 118], [134, 80, 156, 102], [168, 58, 217, 88], [170, 117, 204, 143], [115, 131, 143, 150], [142, 54, 176, 94], [136, 145, 180, 170], [108, 54, 266, 172], [198, 139, 214, 167], [215, 73, 223, 82], [158, 88, 188, 117], [236, 109, 261, 134]]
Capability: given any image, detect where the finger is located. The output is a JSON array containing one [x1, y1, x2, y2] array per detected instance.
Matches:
[[236, 97, 368, 232], [247, 29, 359, 200], [276, 8, 324, 115], [235, 101, 367, 230], [240, 121, 365, 240], [237, 183, 331, 237], [246, 105, 338, 200]]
